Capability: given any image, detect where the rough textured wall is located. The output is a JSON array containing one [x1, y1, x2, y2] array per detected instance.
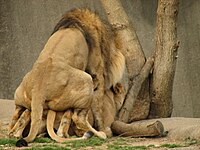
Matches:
[[172, 1, 200, 117], [0, 0, 200, 117]]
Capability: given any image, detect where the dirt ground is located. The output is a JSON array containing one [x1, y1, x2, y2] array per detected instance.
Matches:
[[0, 99, 200, 150]]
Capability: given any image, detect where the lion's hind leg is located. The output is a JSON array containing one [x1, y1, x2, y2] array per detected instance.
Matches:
[[57, 109, 73, 138], [9, 109, 30, 138], [9, 106, 25, 132]]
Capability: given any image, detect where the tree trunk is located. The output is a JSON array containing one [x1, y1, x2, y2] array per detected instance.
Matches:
[[100, 0, 145, 79], [149, 0, 180, 118], [101, 0, 151, 123]]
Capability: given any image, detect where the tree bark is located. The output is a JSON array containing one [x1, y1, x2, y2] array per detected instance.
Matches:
[[118, 57, 154, 123], [100, 0, 145, 79], [149, 0, 179, 118], [101, 0, 151, 123], [111, 120, 164, 137]]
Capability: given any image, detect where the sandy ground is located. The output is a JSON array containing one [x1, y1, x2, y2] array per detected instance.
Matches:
[[0, 99, 15, 139], [0, 99, 200, 149]]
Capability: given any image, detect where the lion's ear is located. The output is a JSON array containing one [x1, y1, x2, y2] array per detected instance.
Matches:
[[112, 83, 124, 94]]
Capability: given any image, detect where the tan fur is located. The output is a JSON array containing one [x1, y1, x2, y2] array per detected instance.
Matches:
[[9, 8, 125, 143], [52, 8, 125, 131], [54, 83, 125, 139], [9, 109, 31, 138], [9, 83, 126, 140], [10, 28, 104, 143]]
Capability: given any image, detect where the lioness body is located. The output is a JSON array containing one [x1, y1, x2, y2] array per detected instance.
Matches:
[[9, 83, 125, 139]]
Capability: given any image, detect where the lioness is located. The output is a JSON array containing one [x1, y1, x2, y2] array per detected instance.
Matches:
[[9, 83, 126, 141], [9, 8, 125, 147]]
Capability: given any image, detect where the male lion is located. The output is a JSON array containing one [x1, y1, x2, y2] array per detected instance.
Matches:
[[9, 8, 125, 147], [52, 8, 125, 132]]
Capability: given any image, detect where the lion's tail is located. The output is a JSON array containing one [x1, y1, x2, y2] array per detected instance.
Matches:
[[47, 110, 107, 142], [47, 110, 85, 142]]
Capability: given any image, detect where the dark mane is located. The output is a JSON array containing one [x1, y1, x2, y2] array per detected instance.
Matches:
[[52, 10, 94, 49], [51, 8, 113, 57]]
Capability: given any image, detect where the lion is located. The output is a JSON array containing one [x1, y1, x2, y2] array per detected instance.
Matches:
[[49, 81, 126, 139], [9, 8, 125, 147], [9, 82, 126, 141], [51, 8, 125, 132]]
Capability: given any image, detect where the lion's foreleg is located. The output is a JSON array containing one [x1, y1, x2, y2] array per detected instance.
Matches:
[[87, 58, 106, 132], [57, 109, 73, 138], [9, 109, 30, 138], [86, 71, 104, 131], [92, 84, 105, 131]]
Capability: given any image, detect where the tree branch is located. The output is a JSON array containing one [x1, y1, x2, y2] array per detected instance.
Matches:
[[118, 57, 154, 122], [111, 119, 165, 137]]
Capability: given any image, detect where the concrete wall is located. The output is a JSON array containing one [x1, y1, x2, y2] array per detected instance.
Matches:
[[0, 0, 200, 117]]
